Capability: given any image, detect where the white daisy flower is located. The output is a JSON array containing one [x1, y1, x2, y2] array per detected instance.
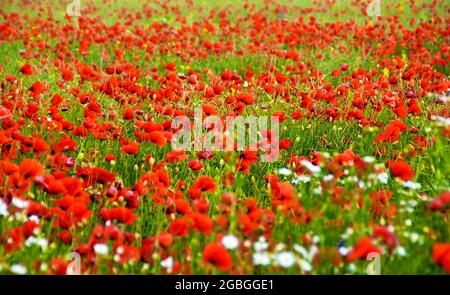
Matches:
[[300, 160, 321, 175], [395, 246, 407, 257], [253, 237, 269, 252], [299, 259, 312, 272], [12, 197, 29, 209], [338, 247, 350, 256], [222, 234, 239, 250], [323, 174, 334, 181], [293, 244, 309, 258], [27, 215, 40, 224], [275, 251, 296, 268], [161, 256, 174, 269], [377, 172, 389, 184], [274, 243, 285, 252], [0, 198, 9, 217], [94, 243, 109, 255], [363, 156, 375, 163], [410, 232, 420, 243], [10, 264, 27, 275], [402, 181, 421, 190], [278, 168, 292, 176], [253, 252, 271, 266], [312, 235, 320, 244], [292, 175, 311, 184], [25, 236, 48, 251]]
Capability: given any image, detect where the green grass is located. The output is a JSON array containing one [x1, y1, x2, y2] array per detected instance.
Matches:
[[0, 0, 449, 275]]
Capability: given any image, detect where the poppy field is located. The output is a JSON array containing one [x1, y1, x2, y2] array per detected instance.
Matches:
[[0, 0, 449, 275]]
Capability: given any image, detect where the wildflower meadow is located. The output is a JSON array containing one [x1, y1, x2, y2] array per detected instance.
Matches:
[[0, 0, 449, 276]]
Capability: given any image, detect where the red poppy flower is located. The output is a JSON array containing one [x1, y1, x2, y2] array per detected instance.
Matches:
[[188, 160, 203, 171], [46, 179, 68, 195], [141, 237, 156, 263], [19, 158, 45, 179], [236, 150, 258, 174], [432, 243, 450, 273], [156, 231, 173, 248], [429, 192, 450, 212], [193, 198, 210, 213], [0, 107, 12, 120], [370, 190, 397, 218], [115, 245, 140, 264], [166, 149, 189, 163], [121, 141, 140, 155], [76, 167, 116, 186], [189, 176, 217, 199], [123, 107, 135, 120], [168, 198, 192, 215], [279, 139, 292, 150], [49, 258, 68, 275], [271, 181, 296, 201], [221, 70, 234, 81], [66, 202, 93, 223], [61, 68, 74, 81], [58, 230, 72, 244], [332, 68, 341, 77], [2, 226, 24, 253], [192, 212, 214, 235], [29, 81, 46, 99], [19, 63, 34, 76], [105, 154, 116, 162], [148, 131, 168, 147], [169, 218, 190, 237], [347, 237, 381, 262], [372, 226, 398, 252], [100, 207, 137, 225], [292, 109, 303, 120], [388, 160, 415, 181], [0, 160, 18, 175], [202, 242, 232, 272], [23, 220, 40, 238], [32, 136, 50, 153]]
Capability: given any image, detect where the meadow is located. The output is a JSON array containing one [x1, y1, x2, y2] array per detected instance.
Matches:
[[0, 0, 449, 274]]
